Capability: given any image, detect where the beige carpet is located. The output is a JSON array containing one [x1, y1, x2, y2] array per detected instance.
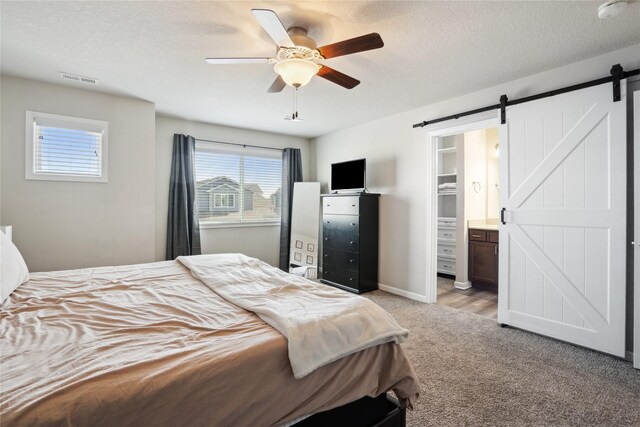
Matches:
[[364, 290, 640, 426]]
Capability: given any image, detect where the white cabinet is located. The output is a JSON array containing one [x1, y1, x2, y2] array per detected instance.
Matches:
[[437, 220, 457, 274], [436, 134, 461, 276]]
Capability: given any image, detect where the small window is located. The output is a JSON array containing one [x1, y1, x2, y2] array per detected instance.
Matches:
[[213, 193, 236, 208], [25, 111, 108, 182], [195, 142, 282, 225]]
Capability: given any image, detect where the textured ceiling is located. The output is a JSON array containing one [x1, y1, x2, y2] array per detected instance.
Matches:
[[2, 1, 640, 138]]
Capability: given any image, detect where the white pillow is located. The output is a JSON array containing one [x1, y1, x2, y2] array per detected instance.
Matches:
[[1, 231, 29, 304]]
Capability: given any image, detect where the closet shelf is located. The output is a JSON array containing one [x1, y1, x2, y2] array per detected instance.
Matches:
[[438, 192, 457, 196], [437, 173, 457, 177], [437, 147, 457, 154]]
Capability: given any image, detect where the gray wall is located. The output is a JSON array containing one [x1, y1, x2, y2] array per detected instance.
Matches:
[[0, 75, 156, 271], [155, 115, 311, 266], [311, 43, 640, 300]]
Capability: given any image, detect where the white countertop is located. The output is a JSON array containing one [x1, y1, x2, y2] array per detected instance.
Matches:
[[468, 223, 499, 231]]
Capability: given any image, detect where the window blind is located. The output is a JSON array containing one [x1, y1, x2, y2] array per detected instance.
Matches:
[[34, 125, 103, 177], [194, 144, 282, 224]]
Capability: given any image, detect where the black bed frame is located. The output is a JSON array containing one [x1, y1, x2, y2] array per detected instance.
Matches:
[[294, 393, 405, 427]]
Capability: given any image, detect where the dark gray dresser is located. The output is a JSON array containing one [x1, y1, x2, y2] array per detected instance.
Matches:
[[320, 193, 380, 294]]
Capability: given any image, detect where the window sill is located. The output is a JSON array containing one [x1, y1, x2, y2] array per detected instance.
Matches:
[[199, 221, 280, 230]]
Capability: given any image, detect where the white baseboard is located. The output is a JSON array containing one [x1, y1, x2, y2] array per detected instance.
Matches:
[[378, 283, 430, 303], [454, 281, 472, 290]]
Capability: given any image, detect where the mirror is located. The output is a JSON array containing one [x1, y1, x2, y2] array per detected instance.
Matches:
[[289, 182, 321, 277]]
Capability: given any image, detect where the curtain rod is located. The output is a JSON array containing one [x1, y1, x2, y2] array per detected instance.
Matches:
[[195, 137, 284, 152], [412, 64, 640, 129]]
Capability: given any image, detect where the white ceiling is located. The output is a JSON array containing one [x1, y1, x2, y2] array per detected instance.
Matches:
[[2, 1, 639, 138]]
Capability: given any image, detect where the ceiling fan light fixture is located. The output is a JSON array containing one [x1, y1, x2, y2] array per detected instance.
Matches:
[[597, 0, 627, 19], [274, 59, 320, 88]]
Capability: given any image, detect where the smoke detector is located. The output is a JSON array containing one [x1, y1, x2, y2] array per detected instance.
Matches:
[[59, 72, 99, 85], [598, 0, 627, 19]]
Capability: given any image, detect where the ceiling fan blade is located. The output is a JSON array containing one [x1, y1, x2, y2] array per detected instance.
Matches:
[[251, 9, 295, 48], [317, 66, 360, 89], [318, 33, 384, 59], [205, 57, 270, 64], [267, 75, 286, 93]]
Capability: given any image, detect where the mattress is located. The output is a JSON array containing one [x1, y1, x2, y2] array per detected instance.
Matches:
[[0, 259, 419, 426]]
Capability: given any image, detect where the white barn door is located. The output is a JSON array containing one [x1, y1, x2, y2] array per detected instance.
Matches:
[[498, 82, 626, 357]]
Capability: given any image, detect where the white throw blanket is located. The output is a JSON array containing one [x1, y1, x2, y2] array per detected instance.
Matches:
[[177, 253, 409, 379]]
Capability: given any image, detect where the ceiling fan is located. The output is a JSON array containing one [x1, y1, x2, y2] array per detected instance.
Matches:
[[205, 9, 384, 92]]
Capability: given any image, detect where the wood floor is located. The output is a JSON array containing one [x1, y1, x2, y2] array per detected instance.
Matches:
[[436, 276, 498, 319]]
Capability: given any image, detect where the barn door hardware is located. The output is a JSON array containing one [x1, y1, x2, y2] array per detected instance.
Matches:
[[500, 95, 508, 124], [413, 64, 639, 129], [500, 207, 506, 225], [610, 64, 623, 102]]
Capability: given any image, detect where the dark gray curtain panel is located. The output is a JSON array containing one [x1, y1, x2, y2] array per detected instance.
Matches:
[[279, 148, 303, 271], [166, 134, 201, 260]]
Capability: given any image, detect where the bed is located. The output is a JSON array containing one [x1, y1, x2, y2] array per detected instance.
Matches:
[[0, 252, 419, 426]]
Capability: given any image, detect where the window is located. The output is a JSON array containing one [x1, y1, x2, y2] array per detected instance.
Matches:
[[25, 111, 108, 182], [195, 142, 282, 225], [212, 193, 236, 208]]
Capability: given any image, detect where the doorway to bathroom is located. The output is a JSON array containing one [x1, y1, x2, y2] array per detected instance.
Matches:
[[433, 124, 500, 319]]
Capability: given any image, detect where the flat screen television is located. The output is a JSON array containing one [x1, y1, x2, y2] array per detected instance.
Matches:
[[331, 158, 366, 192]]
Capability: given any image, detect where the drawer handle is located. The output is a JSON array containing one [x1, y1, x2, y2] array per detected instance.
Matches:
[[443, 264, 451, 268], [472, 234, 482, 238], [324, 254, 328, 257], [325, 238, 329, 241], [349, 259, 354, 263], [349, 241, 354, 245], [351, 204, 356, 207], [349, 278, 353, 281], [351, 223, 356, 226], [326, 221, 331, 224]]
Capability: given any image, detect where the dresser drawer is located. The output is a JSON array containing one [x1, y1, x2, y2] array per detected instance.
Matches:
[[323, 248, 359, 271], [322, 268, 359, 290], [323, 196, 359, 215], [323, 216, 359, 251], [488, 230, 499, 243], [437, 227, 456, 241], [437, 258, 456, 274], [323, 215, 359, 231], [437, 242, 456, 259], [469, 229, 487, 241]]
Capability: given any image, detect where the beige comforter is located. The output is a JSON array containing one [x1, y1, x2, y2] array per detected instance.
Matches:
[[1, 260, 419, 426]]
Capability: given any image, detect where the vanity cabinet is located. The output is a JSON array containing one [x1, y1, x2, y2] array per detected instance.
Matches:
[[468, 228, 499, 286]]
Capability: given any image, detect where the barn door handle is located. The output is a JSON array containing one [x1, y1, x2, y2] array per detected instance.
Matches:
[[500, 208, 506, 225]]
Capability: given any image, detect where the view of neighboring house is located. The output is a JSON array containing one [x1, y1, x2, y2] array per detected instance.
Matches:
[[196, 176, 280, 222], [271, 188, 281, 211]]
